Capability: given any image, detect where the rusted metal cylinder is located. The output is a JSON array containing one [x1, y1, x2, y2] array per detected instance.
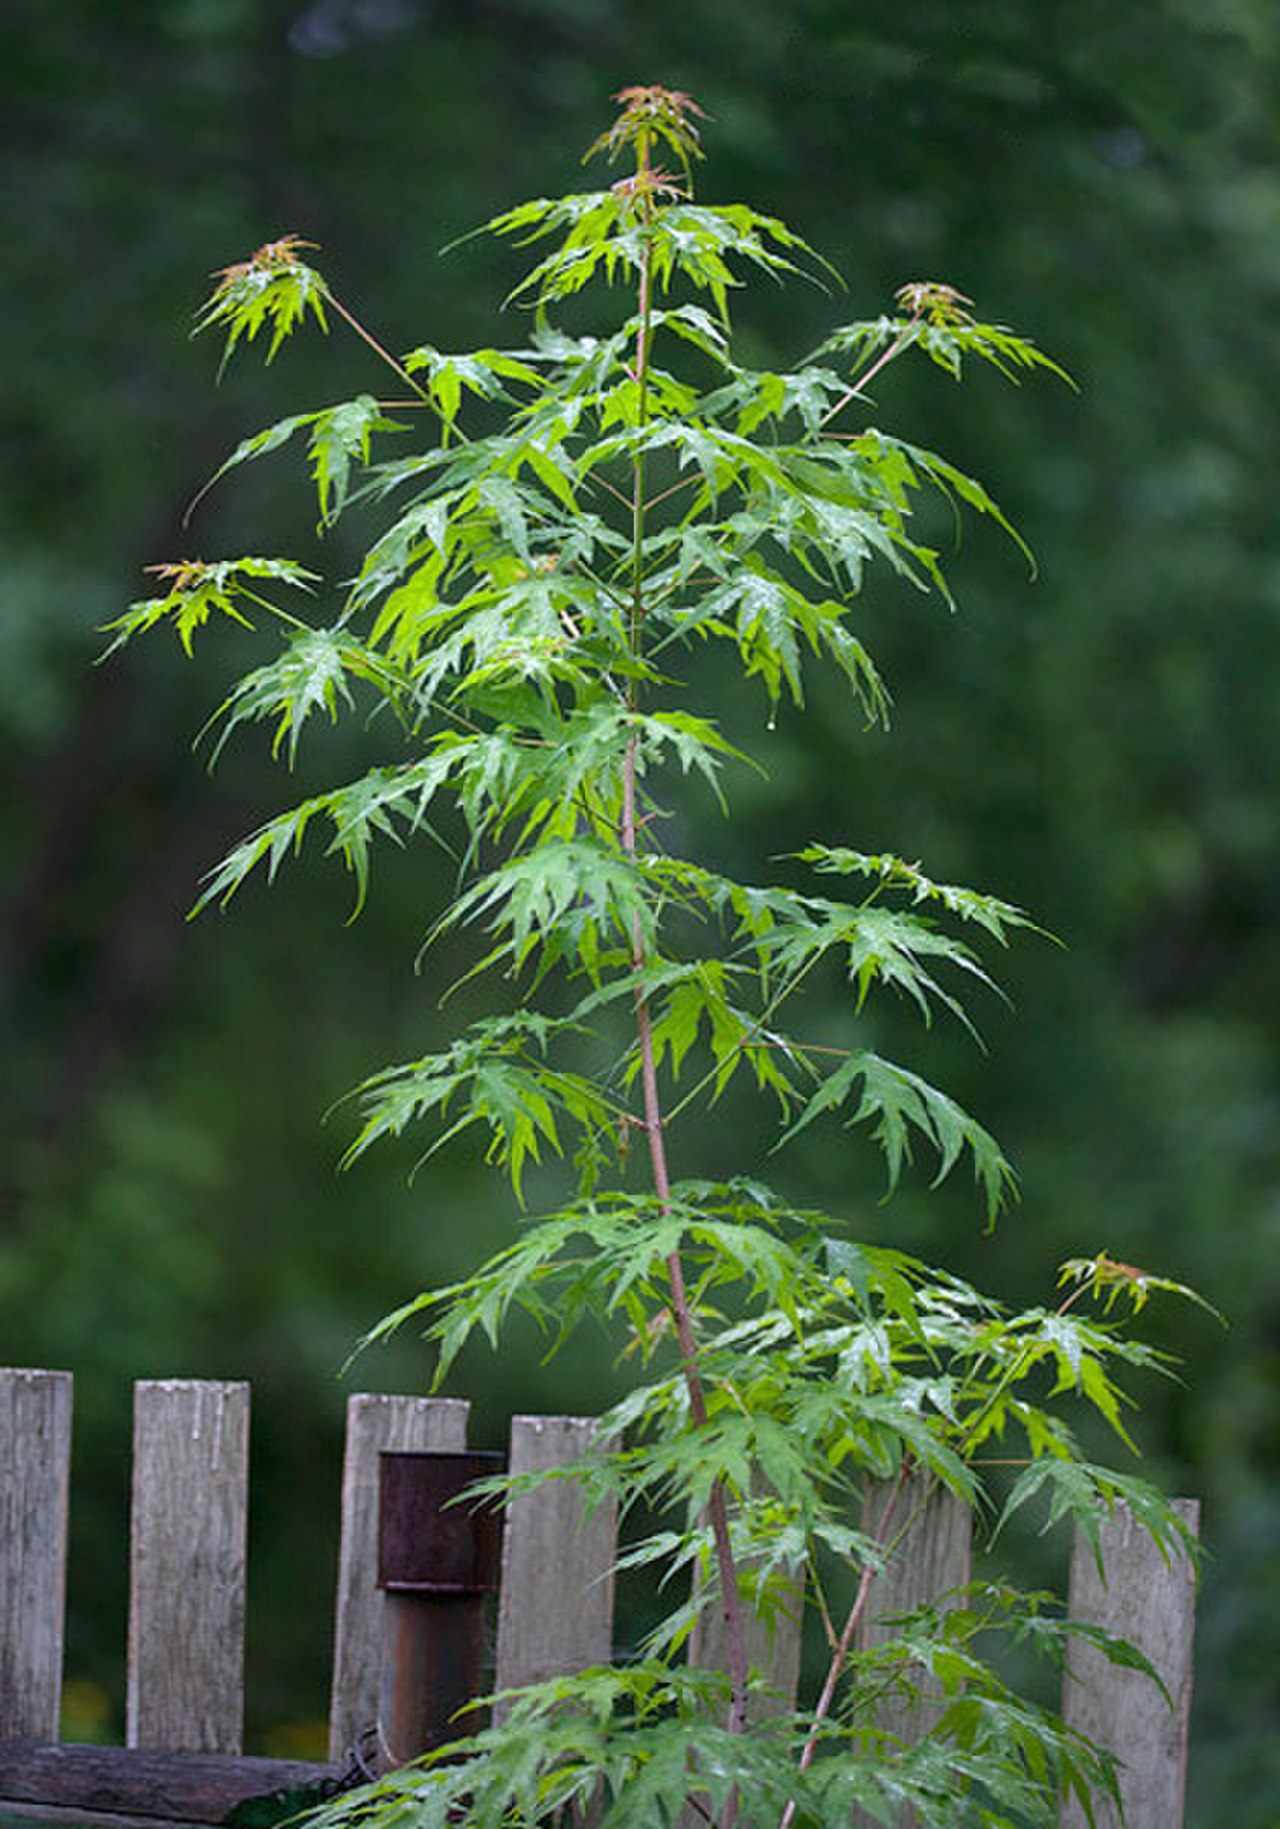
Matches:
[[375, 1449, 504, 1770]]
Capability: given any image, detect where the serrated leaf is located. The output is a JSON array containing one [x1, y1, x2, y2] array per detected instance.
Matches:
[[203, 627, 409, 765], [795, 845, 1038, 944], [194, 236, 330, 371], [102, 557, 318, 658], [776, 1050, 1015, 1223], [309, 395, 404, 525]]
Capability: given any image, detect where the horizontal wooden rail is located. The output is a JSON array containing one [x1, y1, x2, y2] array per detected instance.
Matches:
[[0, 1743, 332, 1828]]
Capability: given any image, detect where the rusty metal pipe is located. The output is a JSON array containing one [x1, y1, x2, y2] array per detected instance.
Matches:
[[375, 1449, 504, 1771]]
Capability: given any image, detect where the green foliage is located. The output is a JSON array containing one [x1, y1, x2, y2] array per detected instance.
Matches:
[[300, 1643, 1130, 1829], [196, 236, 331, 370], [112, 86, 1205, 1829], [103, 557, 319, 658]]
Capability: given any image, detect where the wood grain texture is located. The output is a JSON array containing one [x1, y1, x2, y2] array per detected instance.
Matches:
[[1059, 1498, 1200, 1829], [492, 1416, 616, 1720], [126, 1382, 249, 1754], [854, 1475, 972, 1829], [0, 1371, 73, 1740], [0, 1803, 204, 1829], [326, 1394, 469, 1766], [686, 1491, 805, 1721], [678, 1492, 805, 1829], [0, 1740, 331, 1823]]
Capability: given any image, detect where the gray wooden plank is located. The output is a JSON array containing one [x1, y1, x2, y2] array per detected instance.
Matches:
[[0, 1370, 74, 1740], [854, 1474, 972, 1829], [686, 1497, 805, 1721], [679, 1493, 805, 1829], [0, 1806, 203, 1829], [126, 1381, 249, 1754], [492, 1416, 616, 1721], [0, 1741, 332, 1824], [326, 1394, 469, 1767], [1059, 1498, 1200, 1829]]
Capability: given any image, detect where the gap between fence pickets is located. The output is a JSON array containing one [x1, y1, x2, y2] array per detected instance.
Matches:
[[1, 1370, 1198, 1827]]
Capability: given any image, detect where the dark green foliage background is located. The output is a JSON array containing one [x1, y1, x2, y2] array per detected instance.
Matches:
[[2, 3, 1277, 1816]]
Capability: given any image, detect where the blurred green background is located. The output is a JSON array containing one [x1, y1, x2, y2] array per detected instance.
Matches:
[[2, 1, 1278, 1817]]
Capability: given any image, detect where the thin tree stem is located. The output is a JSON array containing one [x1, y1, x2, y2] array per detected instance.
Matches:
[[622, 740, 749, 1829], [619, 141, 751, 1825]]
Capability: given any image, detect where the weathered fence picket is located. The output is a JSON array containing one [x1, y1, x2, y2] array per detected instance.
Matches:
[[1060, 1497, 1201, 1829], [126, 1381, 250, 1756], [0, 1368, 1201, 1828], [853, 1475, 974, 1829], [0, 1369, 72, 1742], [492, 1414, 616, 1716]]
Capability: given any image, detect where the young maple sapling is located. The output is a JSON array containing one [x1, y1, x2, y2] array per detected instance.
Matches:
[[109, 85, 1207, 1829]]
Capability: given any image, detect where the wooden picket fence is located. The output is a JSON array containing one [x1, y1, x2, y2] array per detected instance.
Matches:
[[1, 1369, 1199, 1829]]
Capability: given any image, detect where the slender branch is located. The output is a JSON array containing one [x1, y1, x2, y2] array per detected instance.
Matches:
[[233, 587, 312, 632], [646, 471, 702, 512], [568, 555, 633, 615], [806, 1546, 840, 1655], [581, 465, 636, 512], [325, 293, 438, 410], [818, 322, 918, 432]]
